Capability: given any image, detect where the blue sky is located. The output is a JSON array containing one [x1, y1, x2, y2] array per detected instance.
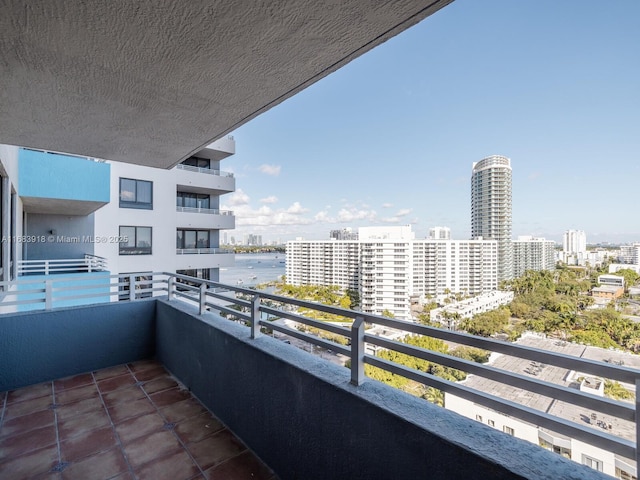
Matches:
[[222, 0, 640, 245]]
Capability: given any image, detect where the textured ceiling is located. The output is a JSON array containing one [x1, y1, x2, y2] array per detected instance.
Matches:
[[0, 0, 453, 168]]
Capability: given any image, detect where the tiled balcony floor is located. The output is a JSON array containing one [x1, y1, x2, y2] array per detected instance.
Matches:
[[0, 360, 277, 480]]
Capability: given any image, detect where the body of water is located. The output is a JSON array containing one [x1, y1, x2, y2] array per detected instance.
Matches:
[[219, 253, 286, 288]]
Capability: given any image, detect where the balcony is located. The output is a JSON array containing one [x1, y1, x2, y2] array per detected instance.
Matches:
[[0, 273, 628, 479], [174, 166, 235, 195], [18, 149, 110, 215], [176, 207, 235, 230]]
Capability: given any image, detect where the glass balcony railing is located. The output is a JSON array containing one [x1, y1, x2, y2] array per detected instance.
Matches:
[[175, 164, 234, 177]]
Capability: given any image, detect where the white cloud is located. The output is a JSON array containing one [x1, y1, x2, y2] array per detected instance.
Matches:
[[260, 195, 278, 204], [226, 189, 250, 206], [286, 202, 308, 214], [337, 207, 377, 222], [259, 164, 281, 176], [382, 203, 393, 208], [395, 208, 412, 217]]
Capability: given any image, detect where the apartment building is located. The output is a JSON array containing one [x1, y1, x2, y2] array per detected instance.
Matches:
[[1, 139, 236, 289], [512, 235, 556, 278], [471, 155, 513, 283], [286, 226, 498, 320]]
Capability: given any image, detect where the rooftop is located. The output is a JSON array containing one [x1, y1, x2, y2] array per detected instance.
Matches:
[[0, 360, 275, 479], [459, 333, 640, 444]]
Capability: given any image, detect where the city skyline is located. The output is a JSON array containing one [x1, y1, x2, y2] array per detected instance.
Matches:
[[220, 0, 640, 244]]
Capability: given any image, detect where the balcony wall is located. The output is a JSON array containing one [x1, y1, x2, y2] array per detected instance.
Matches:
[[176, 209, 235, 230], [0, 298, 607, 480], [18, 149, 110, 215], [174, 167, 235, 195], [0, 300, 155, 390]]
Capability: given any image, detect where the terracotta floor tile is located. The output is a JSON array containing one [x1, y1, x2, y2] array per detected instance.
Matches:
[[61, 447, 128, 480], [0, 408, 55, 438], [134, 449, 199, 480], [7, 382, 52, 404], [123, 430, 182, 470], [204, 451, 274, 480], [115, 412, 166, 444], [60, 426, 117, 462], [108, 397, 155, 424], [131, 365, 166, 381], [159, 399, 207, 423], [55, 384, 99, 405], [149, 387, 192, 408], [54, 373, 94, 392], [102, 385, 146, 408], [174, 412, 224, 444], [97, 374, 136, 394], [58, 408, 111, 441], [0, 423, 57, 461], [93, 365, 130, 381], [0, 444, 58, 479], [141, 375, 178, 394], [3, 394, 53, 420], [186, 429, 246, 471], [55, 396, 104, 421], [128, 359, 160, 374]]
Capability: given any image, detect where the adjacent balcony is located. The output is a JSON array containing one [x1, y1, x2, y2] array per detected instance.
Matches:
[[0, 273, 632, 479], [18, 149, 110, 215], [174, 166, 235, 196], [176, 207, 235, 230]]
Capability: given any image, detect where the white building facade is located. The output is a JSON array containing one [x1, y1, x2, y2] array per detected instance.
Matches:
[[0, 138, 236, 290], [512, 236, 556, 278], [286, 226, 498, 320]]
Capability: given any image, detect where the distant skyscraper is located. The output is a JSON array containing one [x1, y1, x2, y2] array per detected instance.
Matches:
[[471, 155, 513, 282]]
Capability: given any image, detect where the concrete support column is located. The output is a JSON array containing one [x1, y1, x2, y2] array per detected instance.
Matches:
[[1, 177, 10, 283], [11, 192, 17, 280]]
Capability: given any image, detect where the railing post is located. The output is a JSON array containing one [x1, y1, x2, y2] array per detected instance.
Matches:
[[88, 258, 92, 273], [199, 283, 207, 315], [250, 294, 261, 339], [636, 378, 640, 470], [44, 280, 53, 310], [44, 260, 49, 276], [167, 276, 174, 300], [350, 316, 365, 386], [129, 274, 135, 301]]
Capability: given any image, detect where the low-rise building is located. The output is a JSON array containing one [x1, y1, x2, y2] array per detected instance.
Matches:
[[430, 291, 514, 329], [444, 333, 638, 479]]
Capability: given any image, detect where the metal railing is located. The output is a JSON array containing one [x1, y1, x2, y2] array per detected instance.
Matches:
[[175, 248, 234, 255], [1, 271, 639, 473], [17, 254, 108, 275], [176, 206, 234, 215], [175, 164, 234, 177]]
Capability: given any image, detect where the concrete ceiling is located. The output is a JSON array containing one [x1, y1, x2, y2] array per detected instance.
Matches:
[[0, 0, 453, 169]]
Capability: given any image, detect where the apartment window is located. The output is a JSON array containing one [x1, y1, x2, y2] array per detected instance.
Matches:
[[177, 192, 210, 209], [475, 415, 482, 422], [119, 226, 152, 255], [177, 229, 210, 249], [487, 419, 495, 427], [582, 455, 603, 472], [119, 178, 152, 209], [182, 156, 210, 169], [503, 426, 514, 436]]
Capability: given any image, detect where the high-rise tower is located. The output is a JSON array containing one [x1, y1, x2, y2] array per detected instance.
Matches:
[[471, 155, 513, 282]]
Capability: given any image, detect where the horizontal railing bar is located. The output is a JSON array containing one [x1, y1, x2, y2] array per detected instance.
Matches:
[[359, 316, 640, 384], [366, 335, 635, 421], [260, 305, 350, 337], [366, 355, 635, 460], [262, 321, 351, 356]]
